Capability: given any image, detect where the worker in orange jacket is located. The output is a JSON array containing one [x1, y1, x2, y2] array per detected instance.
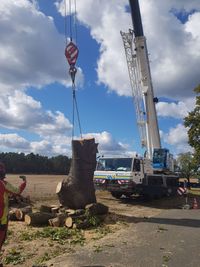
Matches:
[[0, 162, 26, 265]]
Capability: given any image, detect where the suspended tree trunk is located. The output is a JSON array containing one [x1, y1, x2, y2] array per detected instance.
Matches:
[[56, 138, 98, 209]]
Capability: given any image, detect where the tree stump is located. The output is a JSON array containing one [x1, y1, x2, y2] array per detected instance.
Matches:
[[56, 138, 98, 209]]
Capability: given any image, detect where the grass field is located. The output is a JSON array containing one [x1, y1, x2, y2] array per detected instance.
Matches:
[[6, 174, 67, 201]]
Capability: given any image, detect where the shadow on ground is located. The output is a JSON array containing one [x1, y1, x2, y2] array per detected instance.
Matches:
[[107, 212, 200, 228], [100, 193, 199, 210]]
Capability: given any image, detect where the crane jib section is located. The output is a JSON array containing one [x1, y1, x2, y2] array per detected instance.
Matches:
[[121, 30, 147, 149], [121, 30, 161, 159]]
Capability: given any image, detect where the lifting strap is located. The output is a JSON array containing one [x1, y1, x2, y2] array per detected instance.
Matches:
[[64, 0, 82, 139]]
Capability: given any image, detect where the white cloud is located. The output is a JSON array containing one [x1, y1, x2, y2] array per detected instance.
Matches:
[[30, 134, 74, 156], [156, 98, 195, 119], [1, 0, 198, 157], [0, 133, 71, 156], [0, 90, 72, 136], [0, 130, 135, 157], [163, 124, 192, 153], [0, 0, 84, 157], [0, 133, 30, 151], [140, 0, 200, 98], [56, 0, 131, 96], [83, 131, 136, 156], [57, 0, 200, 99], [0, 0, 84, 92]]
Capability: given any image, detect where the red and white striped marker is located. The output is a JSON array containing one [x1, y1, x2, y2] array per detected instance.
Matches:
[[177, 187, 186, 196]]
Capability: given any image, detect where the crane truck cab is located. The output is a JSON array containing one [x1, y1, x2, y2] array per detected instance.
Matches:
[[94, 156, 144, 198]]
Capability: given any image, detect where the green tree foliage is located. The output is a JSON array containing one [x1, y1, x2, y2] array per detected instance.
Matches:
[[0, 152, 71, 174], [176, 152, 196, 179], [184, 85, 200, 166]]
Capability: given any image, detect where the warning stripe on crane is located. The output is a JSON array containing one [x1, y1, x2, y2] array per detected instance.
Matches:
[[65, 41, 79, 66]]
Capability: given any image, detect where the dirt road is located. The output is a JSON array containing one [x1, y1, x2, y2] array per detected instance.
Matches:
[[46, 208, 200, 267]]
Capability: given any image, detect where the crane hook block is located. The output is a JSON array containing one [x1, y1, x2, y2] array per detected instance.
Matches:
[[65, 41, 79, 66], [69, 66, 77, 84]]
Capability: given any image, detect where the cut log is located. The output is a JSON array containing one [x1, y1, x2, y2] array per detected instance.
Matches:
[[49, 213, 68, 227], [9, 209, 18, 221], [66, 209, 85, 217], [65, 209, 76, 215], [24, 212, 55, 226], [65, 217, 73, 228], [65, 214, 86, 228], [85, 203, 109, 216], [40, 205, 52, 213], [74, 220, 91, 229], [49, 217, 60, 227], [56, 138, 98, 209], [15, 206, 32, 221], [51, 207, 60, 214]]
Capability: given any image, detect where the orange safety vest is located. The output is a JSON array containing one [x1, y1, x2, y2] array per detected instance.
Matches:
[[0, 180, 26, 225]]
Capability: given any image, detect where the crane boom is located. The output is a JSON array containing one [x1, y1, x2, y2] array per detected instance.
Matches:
[[121, 0, 161, 159]]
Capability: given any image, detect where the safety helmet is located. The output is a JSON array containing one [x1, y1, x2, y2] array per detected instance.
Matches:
[[0, 162, 6, 179]]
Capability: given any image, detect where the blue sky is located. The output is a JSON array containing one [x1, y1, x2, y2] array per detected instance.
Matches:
[[0, 0, 199, 158]]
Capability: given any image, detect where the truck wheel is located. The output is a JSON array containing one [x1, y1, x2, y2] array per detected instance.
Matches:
[[110, 192, 122, 199]]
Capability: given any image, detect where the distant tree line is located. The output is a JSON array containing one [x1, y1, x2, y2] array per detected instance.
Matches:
[[0, 152, 71, 174]]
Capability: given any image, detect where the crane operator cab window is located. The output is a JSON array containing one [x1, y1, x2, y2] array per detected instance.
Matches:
[[153, 148, 169, 169]]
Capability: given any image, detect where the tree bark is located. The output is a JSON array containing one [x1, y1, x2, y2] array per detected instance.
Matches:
[[65, 209, 85, 216], [65, 215, 87, 229], [9, 209, 18, 221], [85, 203, 109, 216], [51, 207, 60, 214], [49, 213, 67, 227], [40, 205, 52, 213], [24, 212, 55, 226], [56, 138, 98, 209], [15, 206, 32, 221]]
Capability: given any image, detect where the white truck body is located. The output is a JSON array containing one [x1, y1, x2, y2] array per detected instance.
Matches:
[[94, 156, 178, 198]]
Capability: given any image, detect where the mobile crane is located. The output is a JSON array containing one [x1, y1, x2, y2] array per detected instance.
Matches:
[[121, 0, 175, 173], [93, 0, 178, 199]]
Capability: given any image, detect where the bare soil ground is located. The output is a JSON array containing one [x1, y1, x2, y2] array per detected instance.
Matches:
[[1, 175, 198, 266]]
